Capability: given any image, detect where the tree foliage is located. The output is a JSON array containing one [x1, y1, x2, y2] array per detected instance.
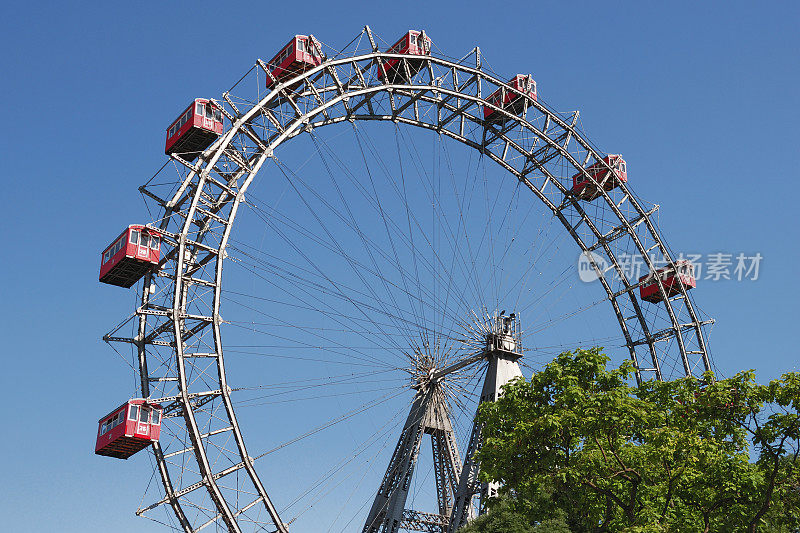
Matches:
[[458, 495, 571, 533], [475, 348, 799, 532]]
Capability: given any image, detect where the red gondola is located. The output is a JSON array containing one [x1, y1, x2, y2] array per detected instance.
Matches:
[[164, 98, 224, 159], [378, 30, 432, 83], [265, 35, 323, 94], [639, 260, 696, 303], [571, 154, 628, 201], [95, 399, 163, 459], [483, 74, 537, 123], [99, 225, 161, 288]]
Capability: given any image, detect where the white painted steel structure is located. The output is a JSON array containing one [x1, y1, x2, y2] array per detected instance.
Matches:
[[103, 26, 713, 532]]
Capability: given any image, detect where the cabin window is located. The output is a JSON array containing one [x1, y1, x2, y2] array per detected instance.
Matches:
[[130, 230, 140, 245], [277, 45, 291, 64], [206, 105, 214, 119], [152, 410, 162, 425], [140, 233, 150, 248], [150, 236, 160, 250], [297, 40, 305, 52], [105, 412, 122, 432], [196, 103, 203, 116], [129, 405, 139, 421], [140, 407, 150, 423]]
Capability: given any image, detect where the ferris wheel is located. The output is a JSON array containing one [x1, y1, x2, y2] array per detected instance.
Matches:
[[96, 26, 714, 532]]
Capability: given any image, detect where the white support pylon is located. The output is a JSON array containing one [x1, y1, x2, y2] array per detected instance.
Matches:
[[447, 313, 523, 532], [363, 379, 461, 533]]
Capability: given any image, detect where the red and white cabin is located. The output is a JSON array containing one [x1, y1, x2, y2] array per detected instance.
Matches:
[[265, 35, 323, 94], [379, 30, 432, 83], [95, 399, 163, 459], [483, 74, 537, 123], [164, 98, 224, 159], [571, 155, 628, 201], [99, 225, 161, 288], [639, 260, 697, 303]]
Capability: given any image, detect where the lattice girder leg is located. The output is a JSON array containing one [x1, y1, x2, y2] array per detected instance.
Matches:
[[448, 348, 523, 532]]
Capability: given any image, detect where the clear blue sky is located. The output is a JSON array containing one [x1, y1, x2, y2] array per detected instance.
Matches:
[[1, 1, 798, 531]]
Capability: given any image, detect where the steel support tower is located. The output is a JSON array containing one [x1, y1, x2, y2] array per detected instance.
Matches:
[[363, 376, 462, 533], [447, 313, 523, 532]]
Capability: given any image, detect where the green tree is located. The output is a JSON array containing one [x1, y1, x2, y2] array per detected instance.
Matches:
[[458, 495, 571, 533], [474, 348, 799, 532]]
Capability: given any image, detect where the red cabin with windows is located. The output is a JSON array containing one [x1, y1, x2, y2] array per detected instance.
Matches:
[[571, 155, 628, 201], [164, 98, 224, 159], [378, 30, 432, 83], [95, 399, 163, 459], [99, 225, 161, 288], [483, 74, 537, 123], [265, 35, 323, 95], [639, 260, 697, 303]]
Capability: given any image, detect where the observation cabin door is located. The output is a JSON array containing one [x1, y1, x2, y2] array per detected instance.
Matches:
[[137, 232, 150, 259], [202, 103, 213, 131], [137, 406, 151, 438]]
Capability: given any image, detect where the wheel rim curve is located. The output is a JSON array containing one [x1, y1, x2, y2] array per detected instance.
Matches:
[[125, 37, 713, 531]]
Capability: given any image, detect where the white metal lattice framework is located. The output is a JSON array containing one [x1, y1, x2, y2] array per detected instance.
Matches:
[[104, 26, 713, 532]]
